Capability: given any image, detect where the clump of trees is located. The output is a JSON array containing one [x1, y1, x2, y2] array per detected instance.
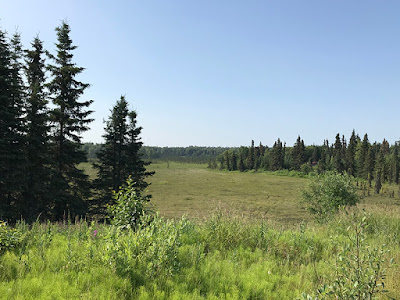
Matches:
[[212, 131, 400, 191], [0, 23, 150, 222]]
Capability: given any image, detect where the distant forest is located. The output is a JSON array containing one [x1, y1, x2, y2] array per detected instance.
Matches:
[[83, 130, 400, 195], [210, 131, 399, 194], [82, 143, 235, 164]]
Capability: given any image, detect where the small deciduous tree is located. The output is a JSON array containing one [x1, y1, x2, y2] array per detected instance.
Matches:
[[302, 172, 360, 221], [108, 176, 153, 229]]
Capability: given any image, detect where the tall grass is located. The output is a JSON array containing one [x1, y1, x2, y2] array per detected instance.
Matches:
[[0, 209, 399, 299]]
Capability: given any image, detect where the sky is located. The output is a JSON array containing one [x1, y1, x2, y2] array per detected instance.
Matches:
[[1, 0, 400, 147]]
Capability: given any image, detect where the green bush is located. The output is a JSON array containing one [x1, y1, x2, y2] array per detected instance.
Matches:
[[107, 176, 153, 229], [302, 212, 393, 299], [0, 221, 23, 254], [302, 172, 360, 221]]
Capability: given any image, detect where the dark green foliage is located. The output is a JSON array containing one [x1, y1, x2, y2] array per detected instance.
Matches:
[[248, 140, 255, 170], [0, 30, 26, 219], [231, 150, 237, 171], [346, 130, 357, 176], [238, 153, 245, 172], [46, 21, 93, 218], [357, 134, 370, 179], [333, 133, 345, 173], [22, 37, 52, 220], [142, 146, 234, 164], [94, 96, 153, 210], [291, 135, 306, 170], [270, 138, 284, 171], [374, 151, 384, 194]]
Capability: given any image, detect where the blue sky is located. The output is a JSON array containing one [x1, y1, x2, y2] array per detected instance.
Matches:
[[2, 1, 400, 147]]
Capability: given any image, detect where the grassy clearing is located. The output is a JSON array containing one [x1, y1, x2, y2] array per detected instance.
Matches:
[[146, 162, 400, 223]]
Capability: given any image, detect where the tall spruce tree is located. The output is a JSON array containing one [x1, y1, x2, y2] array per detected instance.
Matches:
[[47, 22, 93, 218], [270, 138, 284, 171], [0, 31, 26, 219], [94, 96, 153, 210], [333, 133, 344, 173], [357, 134, 370, 179], [291, 135, 306, 170], [248, 140, 255, 170], [346, 130, 357, 176], [0, 29, 13, 218], [22, 36, 52, 220]]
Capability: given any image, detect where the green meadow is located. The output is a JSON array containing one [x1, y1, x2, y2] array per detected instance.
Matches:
[[147, 162, 400, 222], [1, 162, 400, 299]]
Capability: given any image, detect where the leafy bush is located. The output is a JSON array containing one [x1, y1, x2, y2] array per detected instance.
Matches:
[[302, 172, 360, 221], [0, 221, 23, 254], [107, 176, 153, 229], [302, 211, 393, 299]]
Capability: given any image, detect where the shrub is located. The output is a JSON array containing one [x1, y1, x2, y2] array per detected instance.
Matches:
[[0, 221, 23, 254], [107, 176, 153, 229], [302, 212, 393, 299], [302, 172, 360, 221]]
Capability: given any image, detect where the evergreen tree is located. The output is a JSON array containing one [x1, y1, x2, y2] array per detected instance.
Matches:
[[95, 96, 153, 210], [231, 151, 238, 171], [238, 153, 245, 172], [357, 134, 370, 179], [22, 36, 52, 220], [47, 22, 93, 218], [248, 140, 255, 170], [346, 130, 357, 176], [333, 133, 344, 173], [374, 150, 384, 194], [364, 148, 374, 186], [225, 151, 231, 171], [393, 143, 400, 185], [291, 135, 306, 170], [0, 29, 13, 218], [270, 138, 284, 171], [0, 30, 26, 219], [125, 108, 154, 193]]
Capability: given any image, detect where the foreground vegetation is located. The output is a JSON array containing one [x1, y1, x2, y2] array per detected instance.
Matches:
[[0, 207, 399, 299]]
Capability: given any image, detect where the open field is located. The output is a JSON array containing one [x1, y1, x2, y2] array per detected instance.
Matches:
[[146, 162, 400, 223], [1, 162, 399, 299]]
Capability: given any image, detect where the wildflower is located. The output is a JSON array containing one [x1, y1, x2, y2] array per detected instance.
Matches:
[[94, 230, 98, 237]]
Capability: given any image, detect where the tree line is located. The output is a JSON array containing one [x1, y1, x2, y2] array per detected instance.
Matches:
[[0, 22, 150, 222], [212, 131, 400, 192]]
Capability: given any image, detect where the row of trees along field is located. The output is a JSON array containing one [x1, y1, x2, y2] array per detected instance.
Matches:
[[212, 131, 400, 191], [0, 23, 151, 222]]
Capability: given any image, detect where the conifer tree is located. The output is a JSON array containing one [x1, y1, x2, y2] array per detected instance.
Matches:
[[333, 133, 344, 173], [375, 150, 384, 194], [291, 135, 306, 170], [47, 22, 93, 218], [393, 143, 399, 185], [270, 138, 284, 171], [357, 134, 370, 179], [346, 130, 357, 176], [248, 140, 255, 170], [0, 31, 26, 219], [22, 36, 52, 219], [0, 29, 13, 218], [95, 96, 153, 210], [238, 154, 244, 172], [231, 151, 237, 171]]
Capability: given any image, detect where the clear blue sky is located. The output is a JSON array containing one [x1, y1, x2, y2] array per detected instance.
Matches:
[[2, 1, 400, 147]]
